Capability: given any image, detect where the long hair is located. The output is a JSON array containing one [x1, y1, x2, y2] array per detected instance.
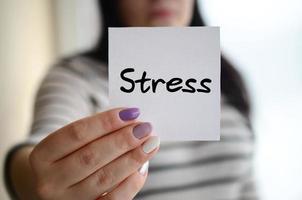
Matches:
[[84, 0, 251, 122]]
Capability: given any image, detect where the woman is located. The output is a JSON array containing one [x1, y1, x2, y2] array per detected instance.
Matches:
[[5, 0, 257, 199]]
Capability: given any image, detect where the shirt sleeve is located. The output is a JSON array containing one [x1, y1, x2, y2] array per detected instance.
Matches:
[[28, 64, 94, 143]]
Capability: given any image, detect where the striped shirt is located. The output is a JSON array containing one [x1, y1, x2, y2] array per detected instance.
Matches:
[[28, 56, 257, 199]]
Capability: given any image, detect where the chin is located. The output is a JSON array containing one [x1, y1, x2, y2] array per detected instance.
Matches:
[[149, 18, 180, 27]]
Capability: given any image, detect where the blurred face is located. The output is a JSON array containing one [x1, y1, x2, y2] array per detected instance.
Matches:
[[118, 0, 195, 26]]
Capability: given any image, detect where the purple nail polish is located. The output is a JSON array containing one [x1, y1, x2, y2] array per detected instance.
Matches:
[[133, 122, 152, 139], [119, 108, 140, 121]]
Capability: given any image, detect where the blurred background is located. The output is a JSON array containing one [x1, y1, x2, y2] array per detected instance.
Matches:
[[0, 0, 301, 199]]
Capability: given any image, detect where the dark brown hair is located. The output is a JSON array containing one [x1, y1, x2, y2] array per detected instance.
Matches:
[[84, 0, 251, 123]]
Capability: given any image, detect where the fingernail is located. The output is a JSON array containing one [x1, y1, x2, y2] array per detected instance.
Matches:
[[119, 108, 140, 121], [133, 122, 152, 139], [139, 161, 149, 175], [142, 136, 160, 154]]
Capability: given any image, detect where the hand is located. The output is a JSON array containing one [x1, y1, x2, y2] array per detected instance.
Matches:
[[29, 107, 160, 200]]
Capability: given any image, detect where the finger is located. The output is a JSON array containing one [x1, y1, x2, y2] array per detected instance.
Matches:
[[33, 107, 140, 163], [104, 162, 149, 196], [51, 123, 154, 187], [92, 162, 149, 198], [99, 171, 148, 200], [68, 137, 159, 199]]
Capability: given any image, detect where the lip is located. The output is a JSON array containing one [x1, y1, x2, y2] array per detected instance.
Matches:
[[150, 8, 174, 19]]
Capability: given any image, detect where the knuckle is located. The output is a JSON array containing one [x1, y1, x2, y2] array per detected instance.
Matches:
[[78, 147, 96, 167], [100, 112, 118, 132], [106, 194, 119, 200], [70, 121, 88, 142], [129, 150, 146, 166], [29, 148, 39, 165], [35, 182, 54, 200], [132, 176, 144, 191], [96, 168, 114, 189], [114, 131, 136, 152]]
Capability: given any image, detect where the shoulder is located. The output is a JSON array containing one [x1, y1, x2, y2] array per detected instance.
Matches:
[[48, 55, 107, 81], [42, 55, 108, 92], [35, 56, 109, 108], [47, 55, 109, 111]]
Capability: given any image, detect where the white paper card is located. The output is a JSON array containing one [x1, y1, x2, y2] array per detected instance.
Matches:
[[109, 27, 220, 141]]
